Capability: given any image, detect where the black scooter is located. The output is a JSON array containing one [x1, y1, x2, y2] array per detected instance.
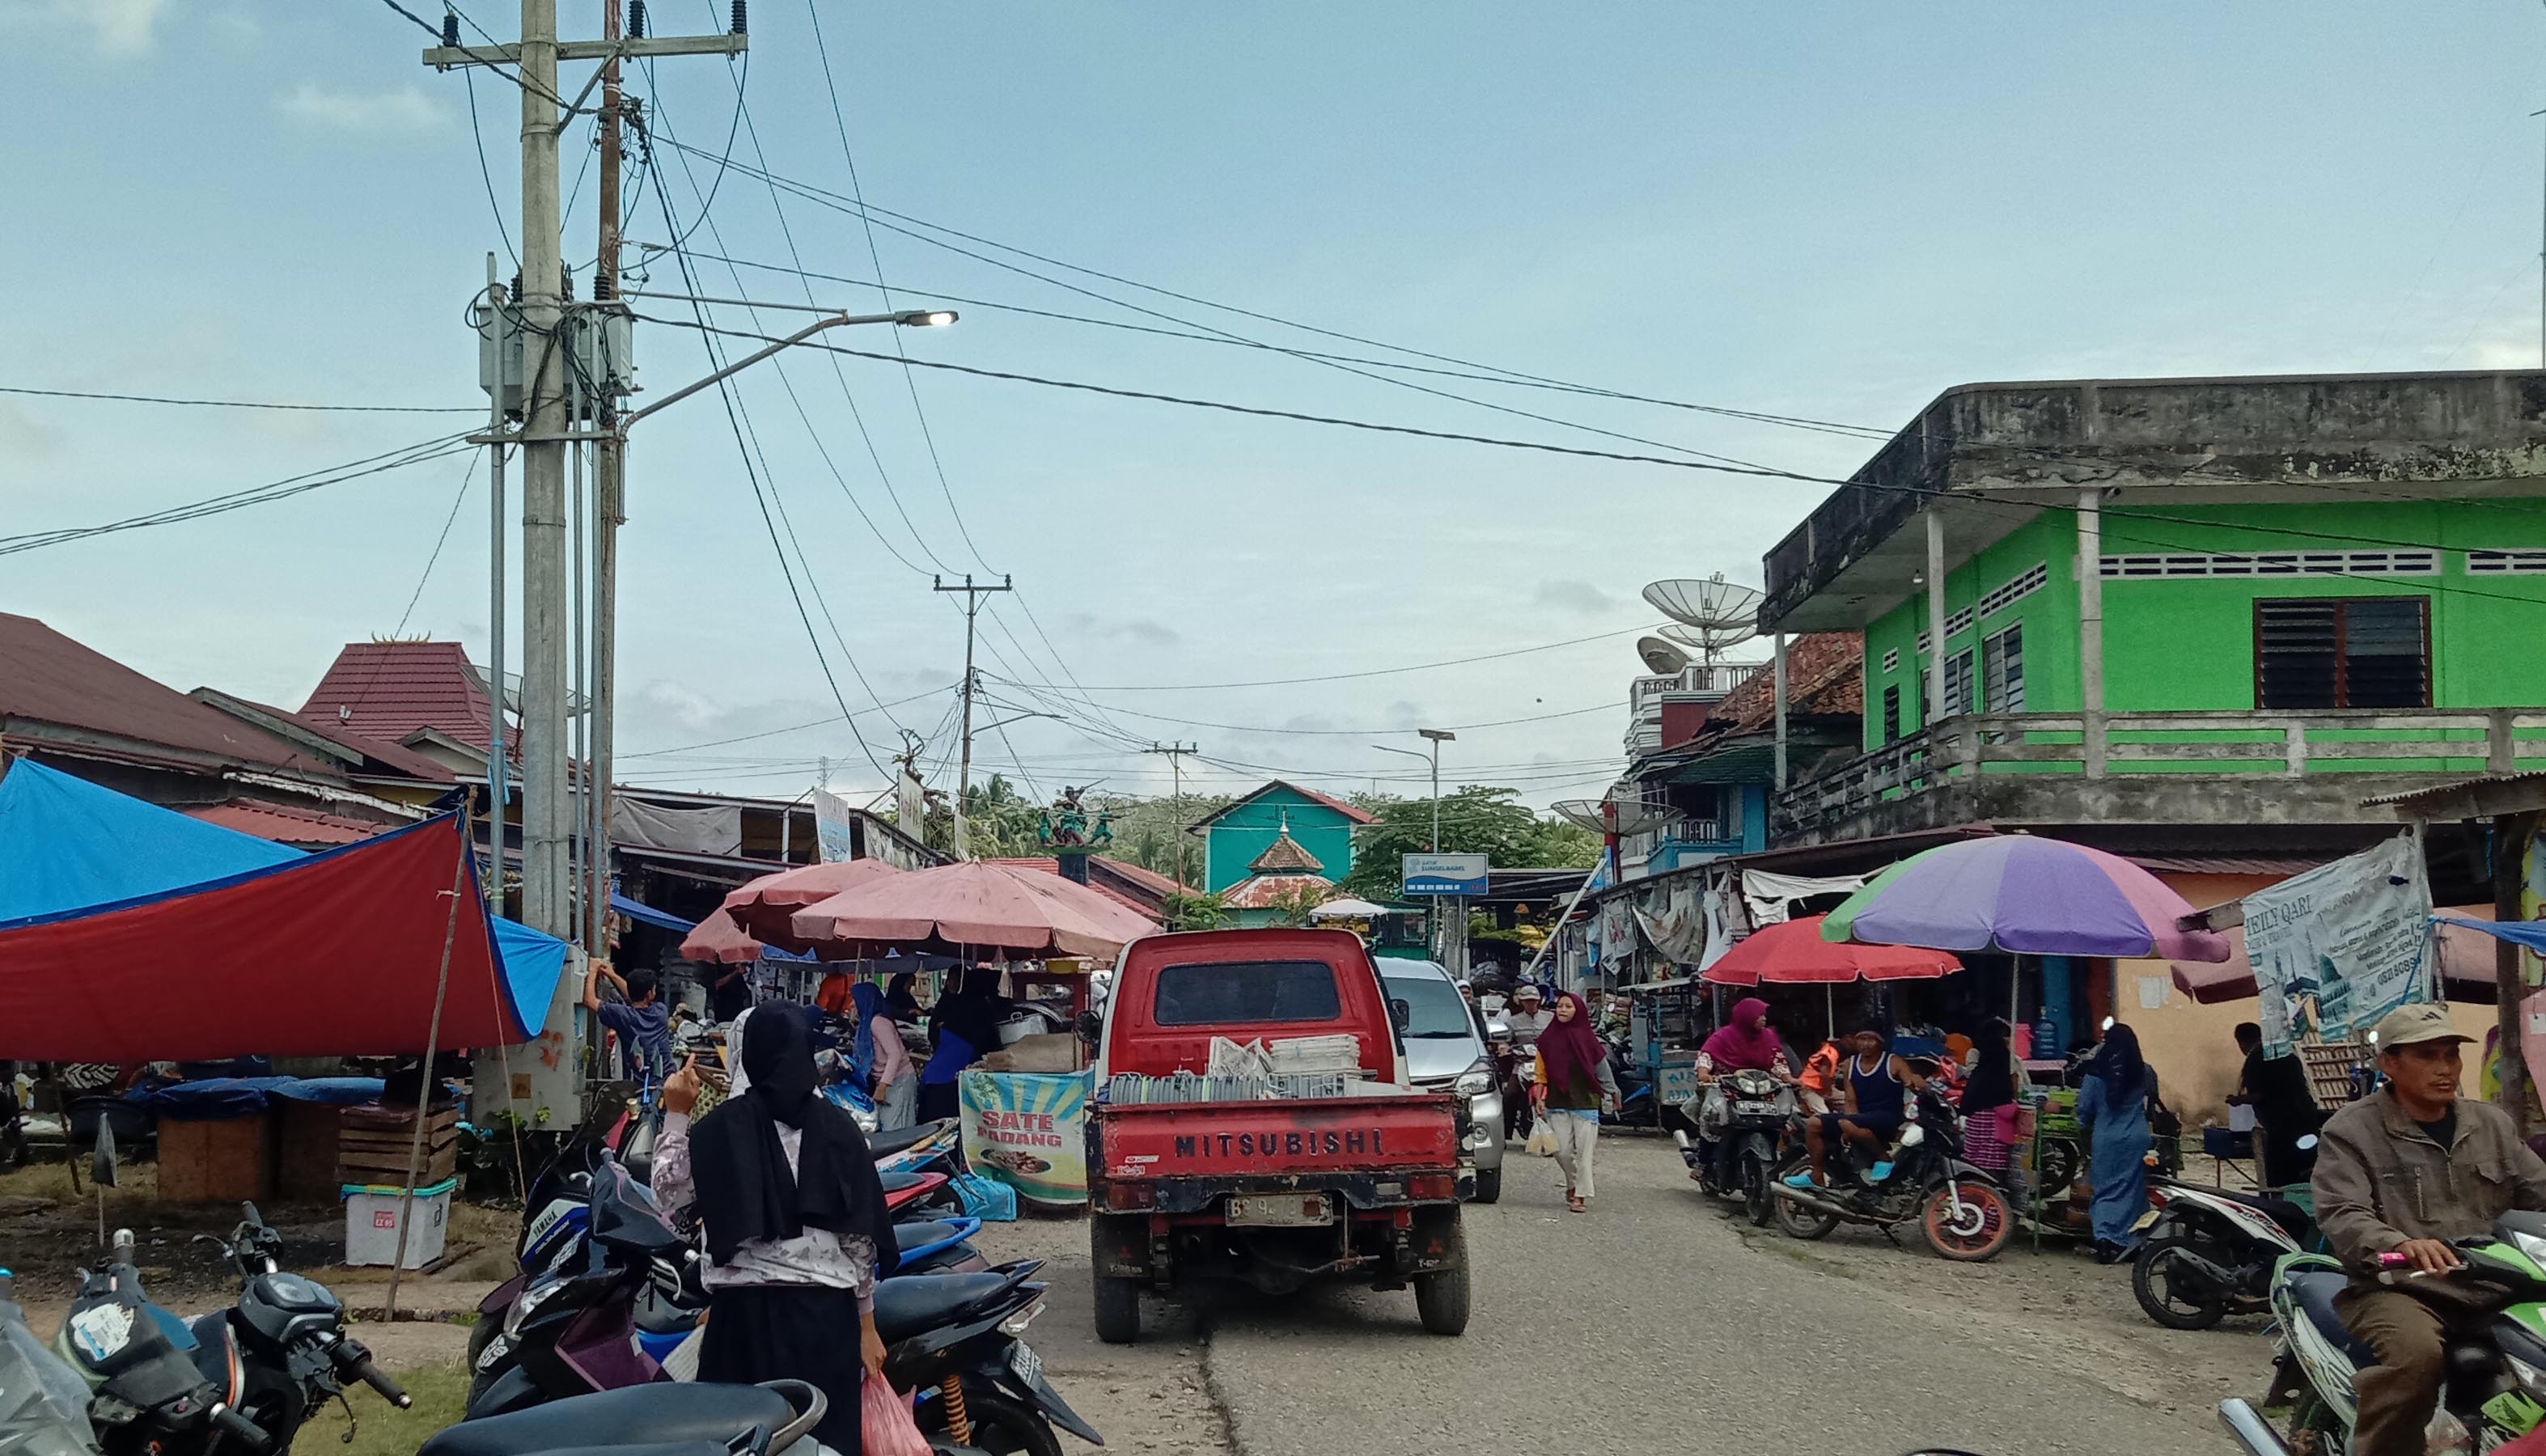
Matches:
[[182, 1204, 410, 1452], [52, 1230, 273, 1456], [875, 1262, 1101, 1456]]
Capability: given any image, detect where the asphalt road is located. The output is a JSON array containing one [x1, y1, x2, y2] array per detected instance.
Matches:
[[1181, 1135, 2262, 1456]]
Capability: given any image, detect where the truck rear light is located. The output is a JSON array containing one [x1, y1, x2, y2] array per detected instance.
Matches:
[[1409, 1174, 1455, 1201], [1105, 1183, 1156, 1212]]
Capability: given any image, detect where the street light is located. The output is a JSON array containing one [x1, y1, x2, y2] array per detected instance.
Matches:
[[1372, 728, 1456, 851], [898, 309, 959, 328]]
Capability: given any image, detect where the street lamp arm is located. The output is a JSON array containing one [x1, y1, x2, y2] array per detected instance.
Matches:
[[621, 307, 956, 428]]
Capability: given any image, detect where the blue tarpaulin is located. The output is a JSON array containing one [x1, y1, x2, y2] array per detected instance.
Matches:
[[610, 890, 695, 934], [2437, 915, 2546, 953]]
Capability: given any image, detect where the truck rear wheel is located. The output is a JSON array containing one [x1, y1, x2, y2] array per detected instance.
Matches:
[[1093, 1276, 1142, 1344], [1413, 1222, 1470, 1336]]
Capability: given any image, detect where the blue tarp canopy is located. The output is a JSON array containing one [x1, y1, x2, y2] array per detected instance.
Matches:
[[610, 890, 696, 934], [2436, 915, 2546, 954]]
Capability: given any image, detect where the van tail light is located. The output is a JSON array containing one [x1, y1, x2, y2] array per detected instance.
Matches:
[[1409, 1174, 1455, 1201], [1105, 1183, 1156, 1212]]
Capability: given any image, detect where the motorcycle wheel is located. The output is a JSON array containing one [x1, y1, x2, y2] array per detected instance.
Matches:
[[2133, 1237, 2230, 1330], [1742, 1153, 1773, 1228], [1921, 1178, 2014, 1261], [917, 1386, 1063, 1456], [1774, 1187, 1841, 1241], [238, 1362, 305, 1456]]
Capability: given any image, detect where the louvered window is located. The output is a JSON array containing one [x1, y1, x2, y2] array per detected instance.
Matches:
[[1882, 684, 1901, 744], [1983, 624, 2026, 713], [2254, 598, 2429, 709]]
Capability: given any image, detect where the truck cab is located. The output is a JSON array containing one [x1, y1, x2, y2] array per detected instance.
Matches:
[[1087, 928, 1471, 1344]]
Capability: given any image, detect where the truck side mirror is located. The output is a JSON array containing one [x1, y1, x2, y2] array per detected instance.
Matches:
[[1389, 998, 1411, 1031]]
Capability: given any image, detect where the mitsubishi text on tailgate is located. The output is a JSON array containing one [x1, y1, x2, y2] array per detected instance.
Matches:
[[1085, 928, 1471, 1344]]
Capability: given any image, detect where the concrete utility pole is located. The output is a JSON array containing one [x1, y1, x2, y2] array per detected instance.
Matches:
[[933, 574, 1014, 859], [483, 256, 510, 917], [518, 0, 570, 943], [588, 0, 625, 959], [1144, 741, 1200, 885]]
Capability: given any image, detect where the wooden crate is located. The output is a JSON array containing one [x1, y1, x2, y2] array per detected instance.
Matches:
[[276, 1102, 345, 1203], [335, 1104, 460, 1189], [159, 1114, 277, 1204]]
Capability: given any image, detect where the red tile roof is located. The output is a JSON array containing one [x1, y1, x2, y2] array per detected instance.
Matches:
[[0, 614, 324, 772], [1195, 780, 1376, 828], [981, 857, 1163, 920], [1707, 633, 1865, 732], [1094, 857, 1188, 896], [299, 641, 496, 751], [187, 799, 389, 845], [1221, 872, 1337, 910]]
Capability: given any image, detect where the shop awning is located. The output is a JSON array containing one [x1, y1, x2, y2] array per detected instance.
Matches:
[[0, 761, 568, 1059]]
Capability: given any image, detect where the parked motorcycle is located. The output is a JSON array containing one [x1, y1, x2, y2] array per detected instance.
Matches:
[[2131, 1177, 2315, 1330], [2221, 1214, 2546, 1456], [875, 1261, 1099, 1456], [1680, 1068, 1795, 1226], [180, 1204, 410, 1452], [2, 1267, 102, 1456], [53, 1230, 275, 1456], [468, 1160, 694, 1415], [1770, 1081, 2014, 1262], [422, 1380, 826, 1456]]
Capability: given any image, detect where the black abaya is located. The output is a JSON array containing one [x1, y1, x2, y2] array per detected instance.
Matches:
[[697, 1285, 866, 1453]]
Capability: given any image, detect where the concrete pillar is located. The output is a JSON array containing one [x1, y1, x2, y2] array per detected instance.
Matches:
[[1925, 510, 1948, 730], [1772, 632, 1790, 790], [2078, 487, 2107, 779]]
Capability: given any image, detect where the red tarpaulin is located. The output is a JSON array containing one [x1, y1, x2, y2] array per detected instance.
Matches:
[[1703, 915, 1964, 986], [0, 813, 546, 1060]]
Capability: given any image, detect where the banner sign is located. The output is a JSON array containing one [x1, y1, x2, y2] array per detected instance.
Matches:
[[812, 787, 860, 864], [959, 1069, 1090, 1205], [2244, 835, 2434, 1058], [1402, 853, 1488, 896]]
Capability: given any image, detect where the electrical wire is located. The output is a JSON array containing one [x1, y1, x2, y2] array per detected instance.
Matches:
[[617, 683, 960, 760], [462, 66, 518, 271], [395, 452, 481, 633], [0, 386, 478, 413]]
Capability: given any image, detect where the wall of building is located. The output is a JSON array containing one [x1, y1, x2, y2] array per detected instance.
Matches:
[[1858, 498, 2546, 752], [1202, 787, 1358, 893]]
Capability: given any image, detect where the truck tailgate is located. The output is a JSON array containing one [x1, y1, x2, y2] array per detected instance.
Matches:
[[1096, 1094, 1459, 1181]]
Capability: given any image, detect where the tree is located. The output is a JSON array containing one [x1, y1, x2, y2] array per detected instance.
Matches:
[[1159, 888, 1230, 931], [1259, 880, 1330, 928], [1337, 785, 1600, 903]]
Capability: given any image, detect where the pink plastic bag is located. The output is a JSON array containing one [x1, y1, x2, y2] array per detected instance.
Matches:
[[862, 1379, 931, 1456]]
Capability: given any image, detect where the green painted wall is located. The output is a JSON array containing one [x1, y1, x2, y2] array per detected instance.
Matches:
[[1201, 785, 1360, 893], [1858, 499, 2546, 752]]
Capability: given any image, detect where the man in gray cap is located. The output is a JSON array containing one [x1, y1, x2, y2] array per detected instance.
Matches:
[[2315, 1002, 2546, 1456]]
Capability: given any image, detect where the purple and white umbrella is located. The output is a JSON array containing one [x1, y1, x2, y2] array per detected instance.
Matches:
[[1823, 836, 2232, 962]]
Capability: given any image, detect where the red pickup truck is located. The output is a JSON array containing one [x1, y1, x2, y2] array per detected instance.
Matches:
[[1086, 928, 1471, 1344]]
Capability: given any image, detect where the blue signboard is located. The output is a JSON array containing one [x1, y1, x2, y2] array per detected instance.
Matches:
[[1401, 853, 1489, 896]]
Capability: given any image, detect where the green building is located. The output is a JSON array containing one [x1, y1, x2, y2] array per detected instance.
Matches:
[[1759, 370, 2546, 846], [1193, 781, 1374, 895]]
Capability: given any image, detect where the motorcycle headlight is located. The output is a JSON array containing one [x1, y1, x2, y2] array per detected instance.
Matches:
[[503, 1277, 570, 1338], [2515, 1231, 2546, 1275], [1454, 1060, 1493, 1098]]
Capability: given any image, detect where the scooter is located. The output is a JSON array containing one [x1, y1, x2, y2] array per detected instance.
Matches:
[[422, 1380, 826, 1456], [1770, 1079, 2015, 1262], [1680, 1067, 1795, 1227], [2131, 1174, 2315, 1330], [875, 1262, 1102, 1455], [53, 1229, 275, 1456], [467, 1160, 693, 1416], [180, 1204, 412, 1451], [2221, 1214, 2546, 1456], [2, 1266, 104, 1456]]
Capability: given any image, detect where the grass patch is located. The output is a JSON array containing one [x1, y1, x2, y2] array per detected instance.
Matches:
[[304, 1361, 470, 1456]]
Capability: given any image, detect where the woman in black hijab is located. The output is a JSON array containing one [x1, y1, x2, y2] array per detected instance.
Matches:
[[661, 1005, 898, 1451]]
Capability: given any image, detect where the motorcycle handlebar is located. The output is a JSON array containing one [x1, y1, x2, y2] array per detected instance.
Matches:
[[336, 1348, 413, 1408], [210, 1403, 273, 1451]]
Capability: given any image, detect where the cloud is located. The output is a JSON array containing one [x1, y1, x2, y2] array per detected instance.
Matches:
[[1057, 611, 1181, 647], [0, 0, 164, 54], [0, 403, 66, 462], [277, 83, 449, 135], [1531, 578, 1616, 614]]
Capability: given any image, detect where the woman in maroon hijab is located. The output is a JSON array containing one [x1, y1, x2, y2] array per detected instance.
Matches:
[[1531, 993, 1620, 1213]]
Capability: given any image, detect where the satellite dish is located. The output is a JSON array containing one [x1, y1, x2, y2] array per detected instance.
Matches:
[[1636, 636, 1691, 675], [1643, 574, 1763, 662]]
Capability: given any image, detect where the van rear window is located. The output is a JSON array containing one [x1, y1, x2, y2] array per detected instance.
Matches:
[[1152, 960, 1343, 1026]]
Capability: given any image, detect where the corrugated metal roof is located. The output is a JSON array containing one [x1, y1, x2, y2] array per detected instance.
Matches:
[[299, 641, 495, 751], [1220, 871, 1337, 909], [0, 614, 324, 772], [2126, 853, 2331, 876], [187, 800, 388, 845], [2362, 771, 2546, 809]]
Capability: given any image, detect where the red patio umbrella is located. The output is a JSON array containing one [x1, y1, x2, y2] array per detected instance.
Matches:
[[680, 904, 773, 963], [716, 857, 903, 953], [1703, 915, 1964, 986], [788, 860, 1157, 959]]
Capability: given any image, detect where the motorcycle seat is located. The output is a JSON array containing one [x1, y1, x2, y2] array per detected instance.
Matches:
[[2210, 1187, 2314, 1239], [871, 1267, 1033, 1343], [893, 1219, 974, 1253], [867, 1121, 951, 1161], [895, 1243, 981, 1276], [2288, 1270, 2374, 1367], [420, 1383, 798, 1456]]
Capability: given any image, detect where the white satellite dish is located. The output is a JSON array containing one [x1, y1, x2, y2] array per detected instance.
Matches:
[[1643, 574, 1763, 662], [1636, 635, 1691, 675], [1549, 798, 1674, 835]]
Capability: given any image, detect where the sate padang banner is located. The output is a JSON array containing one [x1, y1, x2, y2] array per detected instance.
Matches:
[[960, 1070, 1089, 1205], [2244, 834, 2434, 1058]]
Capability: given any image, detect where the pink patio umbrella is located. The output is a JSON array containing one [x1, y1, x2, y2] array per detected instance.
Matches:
[[788, 860, 1158, 959], [680, 905, 774, 963], [1703, 916, 1964, 986], [716, 857, 904, 954]]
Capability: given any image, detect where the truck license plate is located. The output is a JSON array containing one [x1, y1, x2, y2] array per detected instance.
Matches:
[[1228, 1193, 1329, 1226]]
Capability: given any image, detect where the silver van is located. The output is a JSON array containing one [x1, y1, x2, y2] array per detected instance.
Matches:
[[1379, 959, 1506, 1204]]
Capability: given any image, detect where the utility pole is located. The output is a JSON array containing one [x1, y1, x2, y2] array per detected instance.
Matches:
[[932, 574, 1013, 859], [587, 0, 625, 959], [518, 0, 570, 945], [1144, 741, 1200, 885]]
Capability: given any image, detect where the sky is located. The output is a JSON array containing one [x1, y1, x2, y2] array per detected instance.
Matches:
[[5, 1, 2545, 814]]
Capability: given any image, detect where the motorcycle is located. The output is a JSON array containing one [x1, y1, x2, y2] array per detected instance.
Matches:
[[2220, 1213, 2546, 1456], [2131, 1176, 2315, 1330], [180, 1204, 411, 1452], [468, 1159, 695, 1415], [2, 1267, 103, 1456], [53, 1230, 276, 1456], [1487, 1029, 1533, 1141], [1770, 1080, 2015, 1262], [1679, 1067, 1795, 1227], [422, 1380, 826, 1456], [875, 1262, 1099, 1456]]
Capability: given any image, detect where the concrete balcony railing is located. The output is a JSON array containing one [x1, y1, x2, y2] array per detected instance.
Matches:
[[1773, 708, 2546, 844]]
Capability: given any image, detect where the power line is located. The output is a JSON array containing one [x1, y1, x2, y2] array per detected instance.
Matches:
[[0, 434, 477, 558], [0, 385, 477, 413], [617, 683, 960, 760], [980, 624, 1659, 692], [394, 453, 481, 633], [979, 675, 1620, 734]]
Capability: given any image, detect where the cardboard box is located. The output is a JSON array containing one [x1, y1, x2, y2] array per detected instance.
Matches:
[[999, 1032, 1082, 1073]]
